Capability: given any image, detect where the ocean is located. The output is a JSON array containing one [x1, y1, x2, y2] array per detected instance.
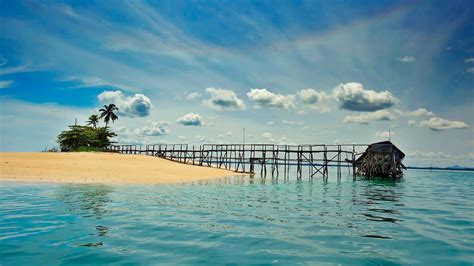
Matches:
[[1, 169, 473, 265]]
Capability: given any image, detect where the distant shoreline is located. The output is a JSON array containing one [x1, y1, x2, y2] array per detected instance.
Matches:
[[406, 166, 474, 172], [0, 152, 244, 184]]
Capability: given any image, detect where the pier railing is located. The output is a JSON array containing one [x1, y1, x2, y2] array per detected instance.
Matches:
[[106, 144, 368, 180]]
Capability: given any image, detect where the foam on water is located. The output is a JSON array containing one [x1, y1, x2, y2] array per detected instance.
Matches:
[[1, 169, 473, 264]]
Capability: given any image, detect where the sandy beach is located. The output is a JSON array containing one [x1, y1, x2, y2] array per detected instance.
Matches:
[[0, 152, 244, 184]]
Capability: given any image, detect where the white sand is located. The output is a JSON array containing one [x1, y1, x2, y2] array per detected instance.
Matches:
[[0, 152, 243, 184]]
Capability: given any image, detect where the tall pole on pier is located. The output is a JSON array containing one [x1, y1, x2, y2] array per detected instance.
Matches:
[[243, 128, 245, 145]]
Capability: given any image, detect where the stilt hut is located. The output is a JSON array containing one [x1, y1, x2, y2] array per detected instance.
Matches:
[[355, 141, 406, 178]]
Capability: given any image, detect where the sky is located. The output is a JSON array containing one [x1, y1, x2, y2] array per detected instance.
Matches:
[[0, 0, 473, 167]]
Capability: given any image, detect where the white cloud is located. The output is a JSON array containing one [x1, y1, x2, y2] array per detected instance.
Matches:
[[344, 110, 395, 124], [0, 80, 13, 89], [419, 117, 468, 131], [261, 132, 294, 144], [298, 89, 331, 112], [202, 87, 246, 111], [332, 83, 398, 111], [408, 119, 417, 126], [186, 92, 201, 100], [107, 126, 134, 144], [396, 56, 415, 63], [227, 131, 232, 137], [467, 67, 474, 74], [276, 135, 294, 145], [136, 121, 170, 136], [97, 90, 153, 117], [194, 135, 214, 143], [262, 132, 273, 138], [465, 58, 474, 63], [375, 131, 393, 140], [247, 88, 296, 110], [262, 132, 274, 141], [396, 108, 434, 117], [406, 108, 434, 117], [177, 112, 203, 126], [112, 121, 170, 144], [283, 120, 304, 126]]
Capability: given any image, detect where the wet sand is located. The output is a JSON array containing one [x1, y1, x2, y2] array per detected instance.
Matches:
[[0, 152, 243, 184]]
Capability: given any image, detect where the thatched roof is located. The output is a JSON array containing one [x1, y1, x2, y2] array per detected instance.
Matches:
[[355, 141, 405, 163]]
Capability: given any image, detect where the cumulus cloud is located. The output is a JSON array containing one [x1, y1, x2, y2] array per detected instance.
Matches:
[[136, 121, 170, 136], [419, 117, 468, 131], [186, 92, 201, 100], [97, 90, 152, 117], [0, 80, 13, 89], [202, 87, 246, 111], [176, 112, 203, 126], [467, 67, 474, 74], [297, 89, 331, 112], [247, 88, 296, 110], [375, 131, 393, 140], [408, 119, 417, 126], [112, 121, 169, 144], [396, 56, 415, 63], [344, 110, 395, 124], [332, 83, 398, 112]]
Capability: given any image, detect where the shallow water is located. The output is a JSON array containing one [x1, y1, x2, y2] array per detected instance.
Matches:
[[1, 169, 473, 265]]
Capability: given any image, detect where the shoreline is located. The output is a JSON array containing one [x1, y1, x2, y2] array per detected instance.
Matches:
[[0, 152, 245, 184]]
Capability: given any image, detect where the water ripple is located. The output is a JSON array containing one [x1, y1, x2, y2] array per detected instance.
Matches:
[[1, 170, 473, 264]]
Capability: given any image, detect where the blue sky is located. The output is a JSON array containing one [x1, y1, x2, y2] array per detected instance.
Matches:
[[0, 0, 473, 167]]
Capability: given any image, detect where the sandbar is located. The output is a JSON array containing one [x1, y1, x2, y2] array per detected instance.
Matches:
[[0, 152, 244, 184]]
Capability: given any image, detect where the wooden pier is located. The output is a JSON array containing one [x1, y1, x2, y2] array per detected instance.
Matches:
[[107, 144, 369, 180]]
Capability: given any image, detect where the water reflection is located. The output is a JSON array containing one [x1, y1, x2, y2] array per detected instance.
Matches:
[[55, 184, 113, 219], [55, 184, 113, 247], [355, 181, 404, 240], [54, 176, 406, 246]]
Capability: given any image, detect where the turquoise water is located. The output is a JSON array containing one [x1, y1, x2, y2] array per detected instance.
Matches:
[[1, 170, 473, 265]]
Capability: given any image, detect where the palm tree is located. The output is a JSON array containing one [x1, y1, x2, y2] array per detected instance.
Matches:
[[99, 104, 119, 129], [86, 114, 100, 129]]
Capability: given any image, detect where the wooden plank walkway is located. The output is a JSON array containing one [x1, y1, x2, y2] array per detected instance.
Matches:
[[106, 144, 368, 180]]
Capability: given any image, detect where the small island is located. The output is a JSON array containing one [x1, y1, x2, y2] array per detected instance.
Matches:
[[0, 104, 243, 184]]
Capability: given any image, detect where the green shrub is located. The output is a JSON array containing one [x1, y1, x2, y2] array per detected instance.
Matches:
[[71, 146, 104, 152], [57, 125, 116, 151]]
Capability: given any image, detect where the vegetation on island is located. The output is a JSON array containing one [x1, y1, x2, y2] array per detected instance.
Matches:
[[57, 104, 119, 152]]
